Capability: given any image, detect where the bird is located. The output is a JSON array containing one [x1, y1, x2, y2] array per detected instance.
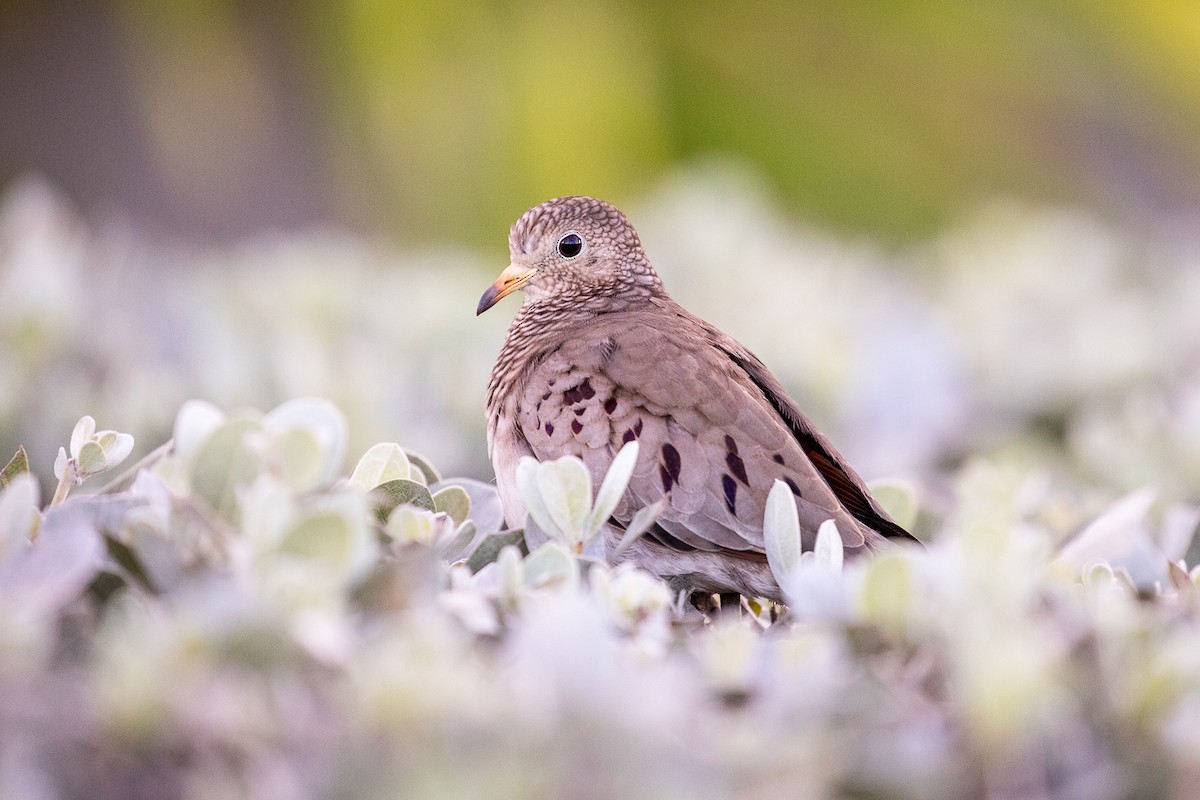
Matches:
[[478, 196, 916, 603]]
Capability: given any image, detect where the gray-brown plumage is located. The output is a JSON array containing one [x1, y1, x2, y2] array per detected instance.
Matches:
[[478, 196, 916, 602]]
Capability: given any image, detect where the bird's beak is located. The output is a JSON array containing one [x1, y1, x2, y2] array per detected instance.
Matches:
[[477, 263, 536, 315]]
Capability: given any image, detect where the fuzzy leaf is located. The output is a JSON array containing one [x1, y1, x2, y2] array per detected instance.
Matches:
[[76, 440, 107, 476], [586, 441, 638, 535], [535, 457, 592, 542], [372, 479, 435, 522], [403, 449, 442, 485], [349, 443, 411, 491], [813, 519, 844, 571], [432, 485, 471, 526], [0, 473, 40, 554], [523, 541, 578, 590], [764, 480, 802, 585], [516, 457, 557, 539], [466, 528, 526, 574], [69, 415, 95, 460], [173, 400, 227, 461], [439, 521, 476, 561], [0, 447, 30, 488], [191, 418, 263, 518]]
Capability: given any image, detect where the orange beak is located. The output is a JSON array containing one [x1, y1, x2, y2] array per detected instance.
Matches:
[[476, 263, 536, 315]]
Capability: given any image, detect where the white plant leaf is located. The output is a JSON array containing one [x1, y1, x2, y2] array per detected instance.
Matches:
[[764, 480, 802, 585], [263, 397, 348, 488], [1058, 487, 1156, 567], [523, 541, 579, 590], [173, 399, 227, 461], [611, 497, 668, 560], [813, 519, 844, 572], [97, 431, 134, 471], [498, 544, 524, 610], [69, 415, 95, 460], [535, 457, 592, 543], [586, 441, 639, 534], [0, 473, 40, 556], [76, 441, 107, 476], [349, 443, 411, 491], [516, 457, 557, 539]]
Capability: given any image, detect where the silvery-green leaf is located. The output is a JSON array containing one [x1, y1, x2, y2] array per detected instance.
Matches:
[[69, 415, 96, 460], [0, 504, 102, 614], [191, 418, 264, 518], [497, 544, 523, 610], [523, 541, 578, 590], [76, 440, 107, 476], [263, 397, 347, 488], [1161, 503, 1200, 563], [586, 441, 638, 535], [271, 427, 324, 490], [348, 443, 410, 491], [0, 473, 39, 556], [611, 497, 668, 559], [813, 519, 843, 571], [867, 478, 919, 531], [1, 446, 29, 488], [1058, 487, 1156, 567], [403, 449, 442, 485], [433, 478, 504, 536], [1168, 560, 1192, 592], [54, 447, 68, 481], [516, 457, 557, 538], [439, 521, 476, 561], [466, 528, 526, 574], [386, 506, 443, 546], [241, 475, 297, 551], [432, 485, 471, 526], [764, 480, 802, 585], [98, 431, 134, 471], [281, 508, 375, 581], [371, 479, 435, 522], [173, 399, 227, 461], [534, 456, 592, 543]]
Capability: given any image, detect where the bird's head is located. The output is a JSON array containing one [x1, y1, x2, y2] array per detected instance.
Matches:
[[476, 196, 663, 316]]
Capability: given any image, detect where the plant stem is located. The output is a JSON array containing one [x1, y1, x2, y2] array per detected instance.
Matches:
[[50, 461, 76, 506]]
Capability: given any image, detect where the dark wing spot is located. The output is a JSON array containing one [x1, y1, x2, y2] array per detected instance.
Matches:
[[570, 419, 583, 434], [574, 407, 585, 416], [773, 453, 785, 465], [725, 451, 749, 485], [661, 443, 682, 486], [724, 435, 738, 455], [603, 397, 618, 414], [784, 477, 802, 497], [579, 379, 595, 399], [659, 465, 674, 493], [542, 391, 551, 401], [622, 429, 635, 443], [724, 349, 917, 543], [544, 422, 554, 436], [721, 474, 737, 514], [634, 419, 643, 436]]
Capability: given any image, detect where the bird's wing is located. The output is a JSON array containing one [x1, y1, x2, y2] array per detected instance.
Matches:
[[514, 307, 903, 555]]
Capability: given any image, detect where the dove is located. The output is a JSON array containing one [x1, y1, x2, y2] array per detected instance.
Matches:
[[478, 196, 915, 602]]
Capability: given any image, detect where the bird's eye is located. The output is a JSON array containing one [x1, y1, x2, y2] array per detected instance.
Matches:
[[557, 232, 583, 258]]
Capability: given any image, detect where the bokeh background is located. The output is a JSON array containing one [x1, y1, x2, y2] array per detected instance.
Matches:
[[3, 1, 1200, 517]]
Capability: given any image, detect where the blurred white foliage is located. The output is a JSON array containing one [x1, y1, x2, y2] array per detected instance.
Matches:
[[2, 169, 1200, 796]]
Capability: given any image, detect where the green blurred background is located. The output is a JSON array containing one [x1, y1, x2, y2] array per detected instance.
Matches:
[[4, 0, 1200, 246]]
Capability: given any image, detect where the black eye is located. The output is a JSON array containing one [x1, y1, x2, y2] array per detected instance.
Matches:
[[557, 232, 583, 258]]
